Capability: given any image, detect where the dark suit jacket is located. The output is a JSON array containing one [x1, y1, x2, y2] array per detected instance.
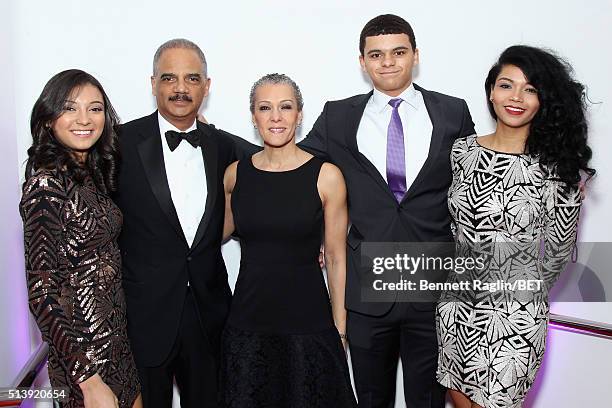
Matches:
[[299, 84, 475, 316], [114, 112, 256, 366]]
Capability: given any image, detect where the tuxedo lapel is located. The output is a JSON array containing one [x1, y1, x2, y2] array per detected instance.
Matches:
[[190, 123, 219, 250], [345, 92, 397, 202], [402, 84, 447, 202], [137, 113, 187, 244]]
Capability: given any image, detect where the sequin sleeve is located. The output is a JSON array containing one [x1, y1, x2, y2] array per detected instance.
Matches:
[[540, 177, 582, 290], [20, 172, 97, 384]]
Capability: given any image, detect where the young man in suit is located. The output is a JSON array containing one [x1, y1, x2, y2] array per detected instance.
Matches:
[[300, 14, 475, 408], [114, 39, 254, 407]]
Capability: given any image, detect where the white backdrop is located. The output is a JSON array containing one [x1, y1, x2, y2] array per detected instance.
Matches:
[[3, 0, 612, 406]]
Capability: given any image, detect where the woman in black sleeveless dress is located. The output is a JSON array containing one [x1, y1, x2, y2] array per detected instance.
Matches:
[[220, 73, 356, 407]]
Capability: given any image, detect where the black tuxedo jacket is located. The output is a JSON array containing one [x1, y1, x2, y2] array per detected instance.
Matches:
[[114, 112, 256, 366], [300, 84, 475, 316]]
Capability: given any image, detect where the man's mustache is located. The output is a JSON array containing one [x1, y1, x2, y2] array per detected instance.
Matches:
[[169, 94, 192, 102]]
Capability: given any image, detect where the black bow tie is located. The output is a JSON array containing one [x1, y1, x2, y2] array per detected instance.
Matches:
[[165, 129, 201, 151]]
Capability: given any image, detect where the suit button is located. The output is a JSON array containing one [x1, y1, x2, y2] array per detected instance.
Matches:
[[187, 256, 193, 262]]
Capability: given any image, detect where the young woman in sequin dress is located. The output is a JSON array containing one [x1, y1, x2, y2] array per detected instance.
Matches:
[[20, 70, 141, 408]]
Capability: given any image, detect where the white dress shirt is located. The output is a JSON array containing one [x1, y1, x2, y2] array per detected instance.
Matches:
[[158, 113, 207, 247], [356, 83, 433, 192]]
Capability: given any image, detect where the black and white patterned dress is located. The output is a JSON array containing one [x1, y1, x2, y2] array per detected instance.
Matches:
[[436, 135, 581, 407]]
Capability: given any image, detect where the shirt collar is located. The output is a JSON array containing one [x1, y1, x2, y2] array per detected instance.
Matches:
[[158, 112, 197, 138], [371, 83, 419, 113]]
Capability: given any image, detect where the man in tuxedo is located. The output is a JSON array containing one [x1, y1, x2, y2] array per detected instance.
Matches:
[[114, 39, 253, 407], [300, 14, 475, 408]]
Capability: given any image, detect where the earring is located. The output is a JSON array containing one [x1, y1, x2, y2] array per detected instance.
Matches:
[[252, 123, 257, 129]]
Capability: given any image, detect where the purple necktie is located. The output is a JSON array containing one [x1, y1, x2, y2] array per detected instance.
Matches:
[[386, 98, 406, 202]]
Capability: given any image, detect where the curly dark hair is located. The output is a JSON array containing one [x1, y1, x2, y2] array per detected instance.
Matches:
[[485, 45, 595, 186], [359, 14, 416, 56], [26, 69, 120, 194]]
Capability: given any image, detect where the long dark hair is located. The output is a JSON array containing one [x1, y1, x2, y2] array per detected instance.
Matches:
[[485, 45, 595, 187], [26, 69, 120, 194]]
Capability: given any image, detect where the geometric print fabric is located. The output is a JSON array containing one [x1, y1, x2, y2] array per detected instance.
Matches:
[[436, 135, 582, 407]]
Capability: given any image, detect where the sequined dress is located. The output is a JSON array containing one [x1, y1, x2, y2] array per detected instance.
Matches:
[[20, 169, 140, 407], [435, 135, 582, 407]]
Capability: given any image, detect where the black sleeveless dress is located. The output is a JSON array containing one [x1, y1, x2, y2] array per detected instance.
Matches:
[[220, 156, 356, 408]]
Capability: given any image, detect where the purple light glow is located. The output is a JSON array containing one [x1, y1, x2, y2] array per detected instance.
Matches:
[[0, 195, 31, 386], [0, 1, 32, 382]]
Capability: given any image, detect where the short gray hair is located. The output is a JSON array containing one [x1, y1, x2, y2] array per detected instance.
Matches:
[[249, 73, 304, 113], [152, 38, 208, 77]]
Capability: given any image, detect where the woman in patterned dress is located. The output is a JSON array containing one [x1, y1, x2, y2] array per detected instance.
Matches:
[[20, 70, 141, 408], [436, 46, 595, 408]]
